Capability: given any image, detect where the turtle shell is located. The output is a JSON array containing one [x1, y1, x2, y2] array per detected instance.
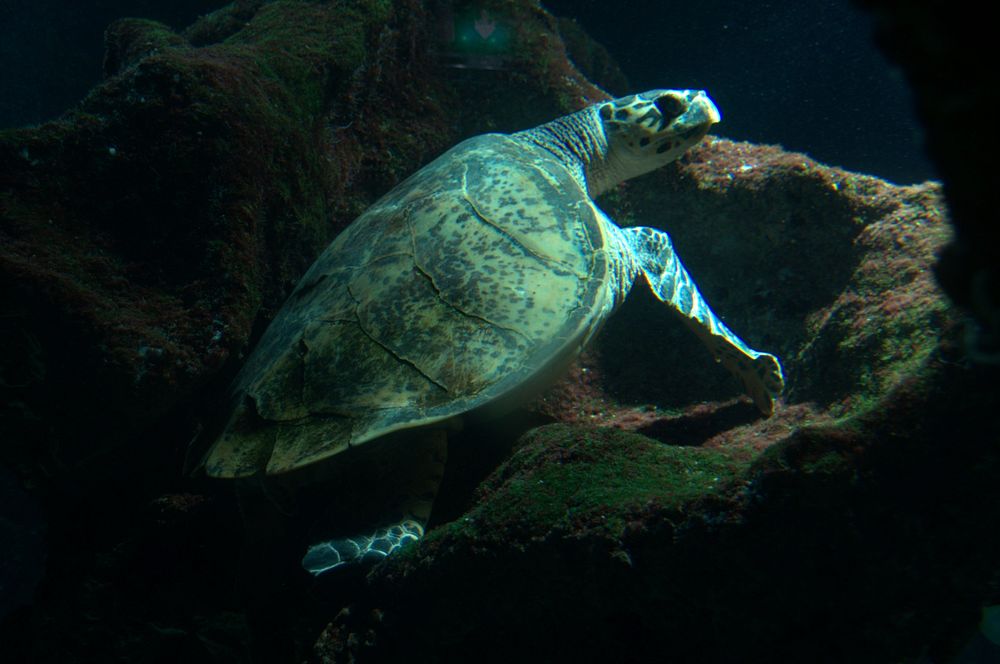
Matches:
[[205, 134, 615, 477]]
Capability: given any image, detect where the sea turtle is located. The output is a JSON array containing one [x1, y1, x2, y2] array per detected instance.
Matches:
[[203, 89, 784, 574]]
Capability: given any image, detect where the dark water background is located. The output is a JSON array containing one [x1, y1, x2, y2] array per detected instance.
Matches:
[[544, 0, 933, 184], [0, 0, 933, 184]]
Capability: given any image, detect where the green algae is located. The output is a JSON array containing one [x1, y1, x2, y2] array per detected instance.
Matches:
[[223, 1, 375, 115], [103, 18, 191, 77], [0, 1, 383, 431], [430, 424, 752, 546]]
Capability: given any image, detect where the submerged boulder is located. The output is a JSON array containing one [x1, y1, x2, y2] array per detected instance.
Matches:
[[537, 137, 954, 429], [0, 0, 612, 659], [0, 0, 604, 475], [323, 345, 999, 662], [314, 135, 1000, 663], [855, 0, 1000, 361], [0, 1, 996, 662]]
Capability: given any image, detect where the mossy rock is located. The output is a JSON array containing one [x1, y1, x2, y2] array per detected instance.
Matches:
[[317, 352, 1000, 663], [434, 424, 752, 547]]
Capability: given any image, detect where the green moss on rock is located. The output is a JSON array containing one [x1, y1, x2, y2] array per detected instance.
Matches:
[[0, 0, 442, 473], [428, 424, 751, 546], [103, 18, 190, 77]]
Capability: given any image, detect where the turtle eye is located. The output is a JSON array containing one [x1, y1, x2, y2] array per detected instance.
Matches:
[[654, 94, 686, 124]]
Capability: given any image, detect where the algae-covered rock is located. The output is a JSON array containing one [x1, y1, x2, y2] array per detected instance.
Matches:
[[0, 0, 602, 474], [1, 1, 997, 662], [321, 357, 1000, 663], [1, 0, 408, 469], [438, 424, 752, 547], [309, 45, 995, 664], [0, 1, 625, 660], [536, 138, 954, 430], [102, 18, 192, 77], [855, 0, 1000, 361]]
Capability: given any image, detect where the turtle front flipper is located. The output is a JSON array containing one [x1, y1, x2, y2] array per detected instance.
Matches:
[[301, 430, 448, 575], [616, 226, 784, 415]]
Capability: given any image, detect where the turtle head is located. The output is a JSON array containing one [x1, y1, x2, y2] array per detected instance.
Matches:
[[590, 89, 720, 195]]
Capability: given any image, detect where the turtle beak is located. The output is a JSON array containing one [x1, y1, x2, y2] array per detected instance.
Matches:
[[688, 90, 721, 126], [673, 90, 720, 143]]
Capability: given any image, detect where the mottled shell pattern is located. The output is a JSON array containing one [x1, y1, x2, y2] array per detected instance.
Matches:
[[204, 89, 724, 477], [205, 126, 616, 477]]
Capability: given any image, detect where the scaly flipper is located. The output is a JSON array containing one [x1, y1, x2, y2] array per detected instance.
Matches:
[[616, 226, 784, 415], [301, 430, 448, 575]]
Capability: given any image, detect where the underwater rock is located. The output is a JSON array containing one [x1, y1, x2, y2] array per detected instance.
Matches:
[[318, 355, 1000, 663], [0, 0, 601, 478], [1, 0, 393, 473], [0, 465, 46, 621], [536, 137, 954, 430], [183, 0, 270, 47], [855, 0, 1000, 361], [102, 17, 191, 78], [554, 16, 630, 96], [0, 487, 249, 661], [2, 0, 995, 661], [313, 101, 997, 664], [0, 0, 629, 659]]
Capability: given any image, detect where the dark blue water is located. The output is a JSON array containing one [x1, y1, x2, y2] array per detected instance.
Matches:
[[0, 465, 46, 620], [0, 1, 228, 128], [0, 0, 933, 185], [542, 0, 933, 184]]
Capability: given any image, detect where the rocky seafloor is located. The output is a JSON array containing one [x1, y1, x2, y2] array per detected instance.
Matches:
[[0, 1, 997, 662]]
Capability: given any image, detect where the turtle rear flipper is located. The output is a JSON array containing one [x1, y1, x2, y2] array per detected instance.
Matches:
[[302, 520, 425, 574], [301, 430, 447, 574], [616, 225, 784, 415]]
